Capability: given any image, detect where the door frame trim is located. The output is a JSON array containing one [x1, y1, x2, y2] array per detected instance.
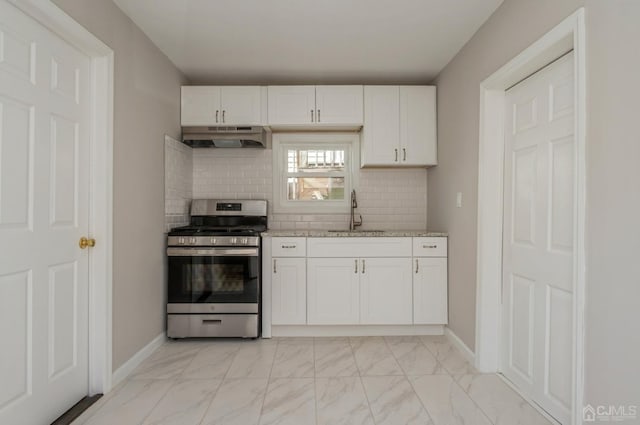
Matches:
[[9, 0, 115, 394], [475, 8, 585, 425]]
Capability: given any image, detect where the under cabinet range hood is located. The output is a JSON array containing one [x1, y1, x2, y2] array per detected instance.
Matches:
[[181, 126, 269, 148]]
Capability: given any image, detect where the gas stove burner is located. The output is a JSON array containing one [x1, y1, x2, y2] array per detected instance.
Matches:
[[168, 199, 268, 237], [168, 225, 267, 237], [167, 199, 267, 246]]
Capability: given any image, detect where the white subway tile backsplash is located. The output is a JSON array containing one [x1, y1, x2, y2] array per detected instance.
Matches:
[[167, 143, 427, 231], [164, 136, 193, 231], [190, 149, 427, 230]]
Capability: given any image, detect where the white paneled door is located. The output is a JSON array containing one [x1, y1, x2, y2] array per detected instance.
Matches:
[[0, 1, 91, 424], [502, 52, 575, 425]]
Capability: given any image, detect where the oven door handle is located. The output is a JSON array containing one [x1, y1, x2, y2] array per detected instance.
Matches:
[[167, 248, 259, 257]]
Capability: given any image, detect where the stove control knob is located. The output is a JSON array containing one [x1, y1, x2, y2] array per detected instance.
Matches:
[[241, 238, 248, 245], [189, 237, 197, 245], [211, 237, 217, 245], [231, 237, 238, 245], [178, 237, 185, 245]]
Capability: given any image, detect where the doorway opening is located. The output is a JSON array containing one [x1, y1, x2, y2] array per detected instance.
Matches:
[[0, 1, 114, 423], [475, 8, 585, 425]]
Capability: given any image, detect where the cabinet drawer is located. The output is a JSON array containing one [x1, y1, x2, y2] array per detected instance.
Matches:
[[308, 237, 411, 257], [413, 237, 447, 257], [272, 237, 306, 257]]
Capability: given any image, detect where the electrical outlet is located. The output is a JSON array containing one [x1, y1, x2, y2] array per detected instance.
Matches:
[[456, 192, 463, 208]]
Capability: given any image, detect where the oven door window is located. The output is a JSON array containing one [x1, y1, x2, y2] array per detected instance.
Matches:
[[168, 254, 259, 303]]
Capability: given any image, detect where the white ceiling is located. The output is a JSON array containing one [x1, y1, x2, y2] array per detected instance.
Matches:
[[113, 0, 503, 84]]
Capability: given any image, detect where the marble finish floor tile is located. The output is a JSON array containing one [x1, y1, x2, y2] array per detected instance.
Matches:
[[259, 378, 316, 425], [131, 344, 201, 380], [225, 342, 277, 378], [83, 379, 173, 425], [422, 337, 478, 378], [181, 342, 241, 379], [73, 338, 557, 425], [71, 380, 132, 425], [316, 377, 374, 425], [410, 374, 492, 425], [419, 335, 449, 345], [274, 337, 314, 345], [200, 378, 268, 425], [314, 337, 351, 344], [350, 337, 403, 376], [270, 342, 315, 378], [458, 374, 552, 425], [361, 375, 433, 425], [142, 379, 221, 425], [385, 336, 445, 375], [314, 342, 359, 377]]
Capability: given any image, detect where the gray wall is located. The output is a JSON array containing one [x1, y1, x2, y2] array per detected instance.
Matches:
[[583, 0, 640, 410], [52, 0, 186, 370], [430, 0, 640, 411]]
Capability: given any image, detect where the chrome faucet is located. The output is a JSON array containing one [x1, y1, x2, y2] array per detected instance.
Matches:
[[349, 189, 363, 231]]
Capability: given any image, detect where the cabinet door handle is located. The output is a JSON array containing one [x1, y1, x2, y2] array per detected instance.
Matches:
[[317, 109, 321, 122], [394, 149, 398, 162], [416, 259, 419, 273], [355, 259, 358, 274], [281, 245, 296, 249], [403, 148, 407, 161], [273, 259, 277, 274], [311, 109, 314, 122], [222, 110, 226, 123], [215, 110, 219, 123], [362, 259, 365, 274], [423, 244, 438, 249]]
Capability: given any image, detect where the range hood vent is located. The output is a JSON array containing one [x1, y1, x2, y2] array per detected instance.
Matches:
[[181, 126, 269, 148]]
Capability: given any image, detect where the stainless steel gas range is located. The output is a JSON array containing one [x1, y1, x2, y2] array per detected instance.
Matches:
[[166, 199, 267, 338]]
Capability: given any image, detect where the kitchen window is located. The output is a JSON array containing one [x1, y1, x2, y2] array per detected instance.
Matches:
[[272, 133, 359, 213]]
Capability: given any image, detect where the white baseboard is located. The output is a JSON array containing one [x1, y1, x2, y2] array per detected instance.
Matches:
[[444, 327, 476, 365], [111, 332, 165, 389], [271, 325, 444, 337]]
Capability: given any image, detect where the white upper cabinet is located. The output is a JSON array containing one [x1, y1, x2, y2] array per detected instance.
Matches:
[[400, 86, 437, 166], [267, 86, 316, 125], [361, 85, 437, 167], [315, 86, 364, 124], [267, 85, 363, 128], [361, 86, 400, 165], [181, 86, 263, 126], [181, 86, 221, 126], [219, 86, 263, 125]]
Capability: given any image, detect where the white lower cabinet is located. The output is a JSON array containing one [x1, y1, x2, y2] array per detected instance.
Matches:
[[360, 258, 413, 324], [271, 237, 307, 325], [268, 236, 448, 331], [271, 257, 306, 325], [307, 257, 412, 325], [413, 257, 448, 324], [412, 237, 448, 324], [306, 238, 415, 326], [307, 258, 360, 325]]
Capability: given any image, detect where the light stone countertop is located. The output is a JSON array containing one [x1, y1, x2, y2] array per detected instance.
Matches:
[[261, 230, 448, 237]]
